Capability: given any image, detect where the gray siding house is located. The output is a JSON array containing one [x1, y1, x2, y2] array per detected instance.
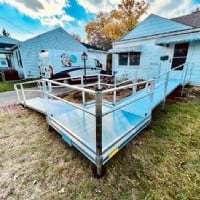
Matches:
[[110, 11, 200, 85], [13, 27, 87, 78]]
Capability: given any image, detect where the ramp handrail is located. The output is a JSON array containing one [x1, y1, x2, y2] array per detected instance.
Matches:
[[14, 79, 43, 103], [14, 61, 195, 178]]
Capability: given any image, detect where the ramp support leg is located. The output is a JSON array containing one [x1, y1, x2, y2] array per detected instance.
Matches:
[[42, 79, 48, 99], [95, 89, 103, 177]]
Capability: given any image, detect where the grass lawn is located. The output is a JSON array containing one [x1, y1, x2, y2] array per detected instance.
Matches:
[[0, 80, 21, 92], [0, 94, 200, 199], [0, 80, 38, 93]]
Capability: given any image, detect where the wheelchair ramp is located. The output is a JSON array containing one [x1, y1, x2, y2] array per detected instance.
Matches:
[[14, 64, 188, 176]]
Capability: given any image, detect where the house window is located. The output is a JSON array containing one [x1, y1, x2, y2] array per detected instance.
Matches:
[[171, 43, 189, 70], [119, 53, 128, 65], [119, 52, 141, 66], [130, 52, 140, 65], [0, 60, 7, 66]]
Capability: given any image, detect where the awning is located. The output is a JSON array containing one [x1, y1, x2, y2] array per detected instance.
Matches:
[[0, 48, 12, 54], [156, 31, 200, 45], [108, 45, 142, 53]]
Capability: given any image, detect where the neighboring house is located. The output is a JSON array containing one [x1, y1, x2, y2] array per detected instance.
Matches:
[[12, 27, 87, 78], [12, 27, 107, 79], [109, 11, 200, 85], [0, 36, 19, 69], [82, 43, 107, 70]]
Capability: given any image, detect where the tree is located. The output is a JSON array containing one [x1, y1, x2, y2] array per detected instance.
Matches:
[[85, 0, 148, 50], [0, 28, 11, 68], [71, 33, 81, 42], [2, 28, 10, 37], [85, 12, 113, 50]]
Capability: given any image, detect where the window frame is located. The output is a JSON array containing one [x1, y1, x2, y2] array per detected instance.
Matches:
[[118, 53, 128, 66], [129, 52, 141, 66], [118, 52, 141, 66]]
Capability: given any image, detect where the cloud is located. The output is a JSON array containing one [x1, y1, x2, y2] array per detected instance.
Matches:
[[0, 0, 75, 26], [40, 15, 75, 27], [77, 0, 198, 19], [76, 0, 122, 13], [147, 0, 197, 18], [66, 19, 88, 41], [15, 0, 44, 12]]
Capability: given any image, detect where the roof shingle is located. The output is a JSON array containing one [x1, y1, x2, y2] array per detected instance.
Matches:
[[172, 10, 200, 28]]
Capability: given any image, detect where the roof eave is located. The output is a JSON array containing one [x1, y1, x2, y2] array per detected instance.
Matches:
[[113, 27, 199, 45]]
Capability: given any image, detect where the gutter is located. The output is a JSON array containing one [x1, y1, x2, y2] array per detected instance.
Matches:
[[113, 27, 200, 45]]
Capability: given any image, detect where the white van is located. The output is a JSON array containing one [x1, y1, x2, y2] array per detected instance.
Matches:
[[38, 49, 103, 81]]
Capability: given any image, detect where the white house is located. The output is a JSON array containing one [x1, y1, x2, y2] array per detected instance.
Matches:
[[0, 36, 19, 69], [12, 27, 107, 79], [109, 11, 200, 85], [82, 43, 107, 69]]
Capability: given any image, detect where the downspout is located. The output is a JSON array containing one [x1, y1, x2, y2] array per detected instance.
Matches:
[[17, 44, 27, 79]]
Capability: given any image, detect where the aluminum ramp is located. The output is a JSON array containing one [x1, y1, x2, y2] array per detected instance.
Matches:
[[14, 66, 188, 176], [23, 96, 149, 164]]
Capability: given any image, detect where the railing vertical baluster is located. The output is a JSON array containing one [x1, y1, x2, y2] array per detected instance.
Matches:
[[113, 75, 116, 105], [14, 84, 21, 103], [181, 63, 189, 96], [98, 74, 101, 90], [42, 79, 48, 99], [132, 71, 137, 94], [149, 79, 155, 116], [20, 83, 26, 103], [81, 76, 86, 105], [95, 89, 103, 177]]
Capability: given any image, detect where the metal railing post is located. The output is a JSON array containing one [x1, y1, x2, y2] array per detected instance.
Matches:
[[81, 76, 86, 105], [98, 74, 101, 90], [42, 79, 48, 99], [95, 89, 103, 177], [113, 75, 117, 105], [181, 63, 189, 96], [150, 80, 155, 115], [132, 71, 137, 94], [20, 83, 26, 103], [14, 84, 21, 103], [47, 81, 52, 93]]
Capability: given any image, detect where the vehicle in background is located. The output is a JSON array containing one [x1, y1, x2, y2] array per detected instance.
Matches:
[[38, 49, 104, 82]]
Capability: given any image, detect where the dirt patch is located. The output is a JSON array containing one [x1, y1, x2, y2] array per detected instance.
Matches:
[[62, 79, 146, 104], [167, 86, 200, 105], [0, 108, 90, 200], [0, 104, 24, 115], [191, 86, 200, 97]]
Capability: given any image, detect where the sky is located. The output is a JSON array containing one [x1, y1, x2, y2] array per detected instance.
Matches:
[[0, 0, 200, 42]]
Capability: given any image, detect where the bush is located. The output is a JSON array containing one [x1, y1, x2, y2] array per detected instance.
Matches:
[[0, 69, 19, 81]]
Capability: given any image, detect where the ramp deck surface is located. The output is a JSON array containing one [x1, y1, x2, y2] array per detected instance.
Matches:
[[22, 77, 182, 164]]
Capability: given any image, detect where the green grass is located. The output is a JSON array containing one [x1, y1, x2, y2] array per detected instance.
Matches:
[[0, 94, 200, 199], [0, 80, 37, 92], [0, 80, 21, 92]]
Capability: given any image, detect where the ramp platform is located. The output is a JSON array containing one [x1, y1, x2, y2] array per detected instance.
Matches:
[[14, 65, 189, 176]]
